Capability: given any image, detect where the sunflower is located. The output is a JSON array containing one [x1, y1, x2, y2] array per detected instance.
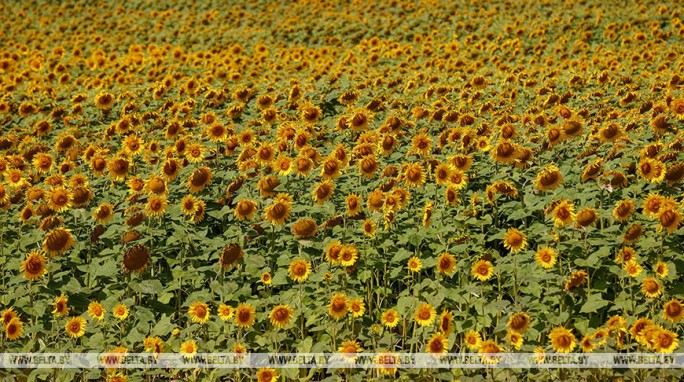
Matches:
[[219, 244, 243, 269], [269, 304, 294, 329], [52, 294, 69, 316], [206, 123, 228, 142], [346, 194, 362, 217], [613, 200, 635, 222], [145, 175, 167, 195], [491, 140, 518, 164], [107, 157, 130, 182], [623, 223, 643, 244], [188, 302, 210, 324], [92, 203, 115, 225], [361, 219, 376, 238], [288, 258, 311, 282], [657, 208, 682, 234], [65, 316, 86, 338], [630, 318, 653, 340], [112, 304, 129, 320], [655, 261, 669, 279], [291, 218, 318, 239], [328, 293, 348, 320], [123, 135, 144, 157], [663, 299, 684, 322], [381, 309, 400, 328], [338, 339, 363, 362], [507, 312, 531, 334], [20, 250, 47, 281], [256, 368, 279, 382], [403, 162, 426, 188], [5, 318, 22, 340], [321, 158, 342, 180], [654, 329, 679, 353], [261, 272, 272, 285], [422, 202, 433, 228], [144, 336, 164, 354], [471, 260, 495, 281], [407, 257, 422, 273], [503, 228, 527, 252], [576, 208, 598, 228], [435, 252, 457, 276], [87, 302, 106, 321], [375, 351, 400, 375], [218, 304, 234, 320], [642, 193, 665, 216], [339, 244, 359, 267], [414, 303, 436, 327], [426, 332, 449, 354], [478, 340, 502, 364], [325, 241, 343, 264], [564, 270, 588, 291], [5, 169, 27, 189], [348, 298, 365, 318], [551, 200, 575, 227], [312, 180, 334, 204], [180, 340, 198, 359], [535, 164, 563, 192], [453, 331, 479, 352], [32, 152, 54, 174], [2, 308, 17, 327], [580, 334, 594, 353], [184, 142, 206, 164], [294, 156, 314, 177], [234, 303, 256, 328], [144, 195, 167, 218], [507, 331, 523, 350], [411, 133, 432, 156], [549, 326, 576, 353], [187, 167, 212, 193], [624, 260, 642, 277], [46, 187, 71, 212], [95, 92, 115, 109], [43, 228, 75, 256], [641, 277, 662, 298], [535, 247, 557, 269], [637, 158, 666, 183], [275, 156, 292, 176]]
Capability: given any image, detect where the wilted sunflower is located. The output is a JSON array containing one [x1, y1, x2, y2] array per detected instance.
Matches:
[[188, 302, 211, 324], [219, 243, 243, 269], [65, 317, 86, 338], [503, 228, 527, 252], [576, 208, 598, 228], [414, 303, 436, 327], [288, 258, 311, 282], [269, 304, 294, 328]]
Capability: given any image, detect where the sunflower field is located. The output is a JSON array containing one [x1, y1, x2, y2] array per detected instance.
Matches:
[[1, 0, 684, 380]]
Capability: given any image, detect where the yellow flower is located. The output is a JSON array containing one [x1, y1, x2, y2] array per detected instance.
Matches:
[[288, 258, 311, 283], [328, 293, 348, 320], [471, 260, 494, 282], [217, 304, 234, 321], [180, 340, 198, 359], [414, 303, 436, 327], [464, 330, 482, 350], [348, 299, 365, 318], [52, 294, 69, 316], [188, 302, 211, 324], [112, 304, 129, 320], [5, 318, 23, 341], [535, 247, 557, 269], [426, 332, 449, 354], [407, 257, 422, 273], [549, 326, 576, 353], [269, 305, 294, 328], [65, 317, 86, 338], [503, 228, 527, 252], [381, 309, 400, 328], [87, 302, 106, 321]]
